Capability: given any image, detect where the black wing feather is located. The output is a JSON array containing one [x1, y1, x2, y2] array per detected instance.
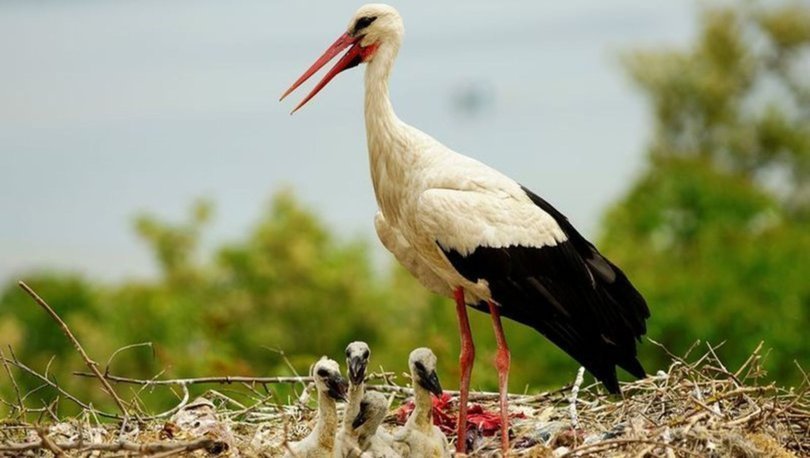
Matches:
[[441, 186, 650, 393]]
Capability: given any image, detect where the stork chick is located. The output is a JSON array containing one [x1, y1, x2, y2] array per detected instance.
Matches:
[[393, 348, 450, 458], [336, 341, 372, 457], [351, 391, 399, 457], [284, 357, 348, 458]]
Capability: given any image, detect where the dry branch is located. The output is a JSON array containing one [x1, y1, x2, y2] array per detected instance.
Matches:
[[71, 371, 394, 387], [18, 281, 130, 418], [0, 437, 218, 455], [0, 347, 24, 417], [72, 373, 317, 386], [561, 438, 701, 457], [1, 354, 121, 420], [1, 331, 806, 456]]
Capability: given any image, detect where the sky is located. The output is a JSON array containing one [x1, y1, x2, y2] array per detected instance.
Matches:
[[0, 1, 695, 282]]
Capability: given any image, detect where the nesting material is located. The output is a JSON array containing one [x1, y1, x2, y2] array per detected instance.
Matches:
[[0, 345, 806, 457]]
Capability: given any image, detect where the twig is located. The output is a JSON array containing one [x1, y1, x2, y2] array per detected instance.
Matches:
[[2, 355, 121, 419], [705, 341, 742, 386], [0, 347, 24, 417], [73, 373, 314, 386], [734, 341, 764, 380], [569, 367, 585, 429], [282, 418, 299, 458], [104, 342, 153, 376], [73, 371, 394, 386], [18, 281, 130, 417], [0, 437, 217, 454], [561, 438, 700, 457], [368, 384, 543, 402], [36, 427, 67, 458], [1, 356, 186, 421]]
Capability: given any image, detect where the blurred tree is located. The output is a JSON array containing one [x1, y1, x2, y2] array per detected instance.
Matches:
[[2, 1, 808, 419], [604, 1, 810, 382]]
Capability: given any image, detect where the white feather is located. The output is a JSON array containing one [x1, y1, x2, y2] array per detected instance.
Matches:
[[353, 4, 566, 303]]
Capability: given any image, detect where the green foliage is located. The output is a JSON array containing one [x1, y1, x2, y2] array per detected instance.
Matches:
[[0, 189, 589, 417], [606, 1, 810, 382], [1, 0, 807, 418]]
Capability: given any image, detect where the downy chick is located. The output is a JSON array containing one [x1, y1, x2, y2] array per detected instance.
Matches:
[[352, 391, 399, 457], [284, 357, 348, 458], [393, 348, 450, 458], [336, 341, 371, 457]]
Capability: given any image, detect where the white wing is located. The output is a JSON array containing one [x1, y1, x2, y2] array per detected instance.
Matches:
[[416, 187, 567, 256], [374, 211, 452, 298]]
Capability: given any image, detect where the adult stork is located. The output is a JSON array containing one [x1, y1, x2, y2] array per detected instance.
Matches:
[[280, 4, 650, 454]]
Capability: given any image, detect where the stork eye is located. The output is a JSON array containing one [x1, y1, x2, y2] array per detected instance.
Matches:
[[362, 350, 370, 359], [316, 368, 329, 377], [414, 361, 426, 373], [354, 16, 377, 33]]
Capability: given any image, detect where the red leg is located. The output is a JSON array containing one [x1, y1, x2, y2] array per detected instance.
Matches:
[[488, 300, 511, 455], [454, 287, 475, 454]]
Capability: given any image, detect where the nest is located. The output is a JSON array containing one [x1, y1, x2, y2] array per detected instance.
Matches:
[[1, 283, 807, 456], [1, 341, 807, 457]]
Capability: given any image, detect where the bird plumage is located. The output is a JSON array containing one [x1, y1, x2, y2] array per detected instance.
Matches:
[[354, 6, 648, 391], [281, 6, 650, 449], [443, 187, 649, 392]]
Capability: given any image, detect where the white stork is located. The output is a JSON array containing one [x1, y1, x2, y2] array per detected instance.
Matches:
[[280, 4, 650, 454]]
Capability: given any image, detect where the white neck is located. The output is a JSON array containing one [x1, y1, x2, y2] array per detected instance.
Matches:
[[343, 382, 364, 428], [313, 390, 338, 449], [406, 382, 433, 432], [364, 39, 400, 137], [364, 37, 414, 219]]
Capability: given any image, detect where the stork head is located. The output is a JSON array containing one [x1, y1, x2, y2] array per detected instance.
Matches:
[[311, 357, 348, 402], [279, 3, 403, 113], [351, 391, 388, 431], [345, 341, 371, 385], [408, 347, 443, 396]]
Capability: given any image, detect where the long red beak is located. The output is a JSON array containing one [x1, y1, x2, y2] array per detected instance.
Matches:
[[280, 32, 365, 114]]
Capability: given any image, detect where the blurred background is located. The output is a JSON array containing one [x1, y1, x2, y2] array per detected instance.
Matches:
[[1, 0, 808, 414]]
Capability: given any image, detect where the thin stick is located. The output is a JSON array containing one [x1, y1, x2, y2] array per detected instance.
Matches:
[[73, 371, 393, 386], [2, 355, 120, 419], [18, 281, 130, 417], [569, 367, 585, 429], [104, 342, 153, 375], [0, 437, 217, 454], [561, 438, 700, 457], [0, 347, 24, 416], [36, 427, 67, 458], [1, 355, 185, 421], [734, 341, 764, 380], [73, 373, 314, 386]]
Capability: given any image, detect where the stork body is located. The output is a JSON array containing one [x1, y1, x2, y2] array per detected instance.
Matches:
[[281, 4, 650, 454]]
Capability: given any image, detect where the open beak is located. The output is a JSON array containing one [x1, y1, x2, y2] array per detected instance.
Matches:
[[348, 357, 367, 385], [280, 32, 365, 114]]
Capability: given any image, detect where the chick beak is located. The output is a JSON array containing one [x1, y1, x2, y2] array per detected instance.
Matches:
[[348, 357, 367, 385], [419, 370, 443, 396], [351, 402, 370, 429], [326, 374, 349, 402]]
